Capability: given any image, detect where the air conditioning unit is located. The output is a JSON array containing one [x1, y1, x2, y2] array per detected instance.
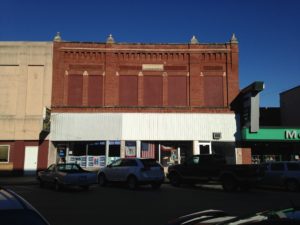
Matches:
[[213, 132, 222, 140]]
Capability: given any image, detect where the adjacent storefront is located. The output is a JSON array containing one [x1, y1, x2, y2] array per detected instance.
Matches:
[[50, 112, 239, 169], [242, 127, 300, 163]]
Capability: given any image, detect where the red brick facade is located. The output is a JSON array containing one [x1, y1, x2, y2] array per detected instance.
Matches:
[[0, 140, 49, 175], [241, 147, 252, 164], [52, 41, 239, 113]]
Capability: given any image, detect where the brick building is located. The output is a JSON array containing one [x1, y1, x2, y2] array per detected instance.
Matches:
[[49, 34, 245, 168]]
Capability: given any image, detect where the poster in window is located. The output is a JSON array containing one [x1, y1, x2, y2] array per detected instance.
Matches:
[[125, 141, 136, 158]]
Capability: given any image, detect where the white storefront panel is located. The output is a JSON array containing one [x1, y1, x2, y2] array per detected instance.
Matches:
[[50, 113, 239, 141]]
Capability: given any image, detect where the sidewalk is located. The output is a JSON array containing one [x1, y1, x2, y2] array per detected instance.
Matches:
[[0, 176, 38, 186]]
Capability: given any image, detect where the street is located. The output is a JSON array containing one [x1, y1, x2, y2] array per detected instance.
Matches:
[[4, 183, 300, 225]]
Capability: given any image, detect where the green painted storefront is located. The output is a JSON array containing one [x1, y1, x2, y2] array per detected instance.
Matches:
[[242, 127, 300, 163], [242, 128, 300, 141]]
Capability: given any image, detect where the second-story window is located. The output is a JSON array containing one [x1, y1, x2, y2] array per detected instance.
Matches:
[[68, 75, 83, 106]]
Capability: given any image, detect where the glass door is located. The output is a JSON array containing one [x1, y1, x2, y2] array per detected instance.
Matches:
[[198, 142, 211, 154]]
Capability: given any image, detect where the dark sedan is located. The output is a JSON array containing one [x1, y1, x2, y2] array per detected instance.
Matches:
[[37, 163, 97, 191], [0, 187, 50, 225]]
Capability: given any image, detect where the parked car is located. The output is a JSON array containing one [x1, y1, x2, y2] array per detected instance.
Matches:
[[98, 158, 165, 189], [37, 163, 97, 191], [0, 187, 50, 225], [166, 207, 300, 225], [167, 154, 263, 191], [259, 161, 300, 191]]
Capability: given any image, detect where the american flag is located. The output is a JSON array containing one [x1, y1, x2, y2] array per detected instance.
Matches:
[[141, 142, 156, 158]]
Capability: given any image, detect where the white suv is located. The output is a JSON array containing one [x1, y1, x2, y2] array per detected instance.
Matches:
[[98, 158, 164, 189]]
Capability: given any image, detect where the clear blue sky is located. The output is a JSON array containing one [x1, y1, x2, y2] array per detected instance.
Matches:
[[1, 0, 299, 107]]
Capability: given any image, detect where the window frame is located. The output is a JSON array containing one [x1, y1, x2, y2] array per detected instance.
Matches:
[[0, 145, 10, 163]]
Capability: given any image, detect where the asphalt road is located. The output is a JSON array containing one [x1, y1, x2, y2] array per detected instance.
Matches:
[[5, 183, 300, 225]]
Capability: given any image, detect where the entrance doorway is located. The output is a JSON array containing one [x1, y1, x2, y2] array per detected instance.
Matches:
[[198, 142, 211, 154], [24, 146, 38, 176]]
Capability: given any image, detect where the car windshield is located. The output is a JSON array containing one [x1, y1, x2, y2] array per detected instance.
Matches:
[[0, 209, 49, 225], [57, 164, 83, 172], [140, 159, 160, 167]]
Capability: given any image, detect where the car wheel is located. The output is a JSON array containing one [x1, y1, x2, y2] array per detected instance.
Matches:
[[222, 176, 238, 192], [286, 180, 299, 192], [151, 182, 162, 190], [127, 176, 138, 190], [54, 180, 61, 191], [39, 179, 45, 188], [98, 173, 107, 187], [169, 173, 181, 187]]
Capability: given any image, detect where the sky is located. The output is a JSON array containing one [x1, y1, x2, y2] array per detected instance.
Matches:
[[1, 0, 299, 107]]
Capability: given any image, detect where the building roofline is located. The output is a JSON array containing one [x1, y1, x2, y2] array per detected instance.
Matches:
[[280, 85, 300, 95], [59, 41, 231, 45]]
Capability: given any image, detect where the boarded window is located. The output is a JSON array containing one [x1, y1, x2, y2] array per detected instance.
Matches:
[[143, 76, 163, 106], [88, 75, 103, 106], [168, 76, 187, 106], [119, 76, 138, 106], [204, 76, 224, 107], [68, 75, 83, 106]]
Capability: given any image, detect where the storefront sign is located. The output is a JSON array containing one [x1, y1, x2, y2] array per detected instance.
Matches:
[[59, 149, 65, 157], [242, 128, 300, 141], [285, 130, 300, 140]]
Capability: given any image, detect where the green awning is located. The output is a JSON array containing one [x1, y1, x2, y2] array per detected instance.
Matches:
[[242, 127, 300, 141]]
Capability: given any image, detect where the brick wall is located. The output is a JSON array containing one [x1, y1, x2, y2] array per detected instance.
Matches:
[[52, 41, 239, 113], [0, 140, 49, 175], [241, 148, 252, 164]]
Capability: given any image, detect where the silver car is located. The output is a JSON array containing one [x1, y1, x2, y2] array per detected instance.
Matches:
[[98, 158, 165, 189], [37, 163, 97, 191]]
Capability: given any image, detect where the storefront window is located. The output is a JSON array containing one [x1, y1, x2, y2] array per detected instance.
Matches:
[[109, 141, 120, 157], [67, 141, 106, 168], [69, 142, 86, 156], [0, 146, 9, 162], [88, 142, 105, 155], [158, 142, 192, 167], [252, 155, 261, 164], [141, 142, 156, 159], [125, 141, 136, 158], [264, 155, 282, 162], [108, 141, 120, 164], [160, 145, 178, 167]]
